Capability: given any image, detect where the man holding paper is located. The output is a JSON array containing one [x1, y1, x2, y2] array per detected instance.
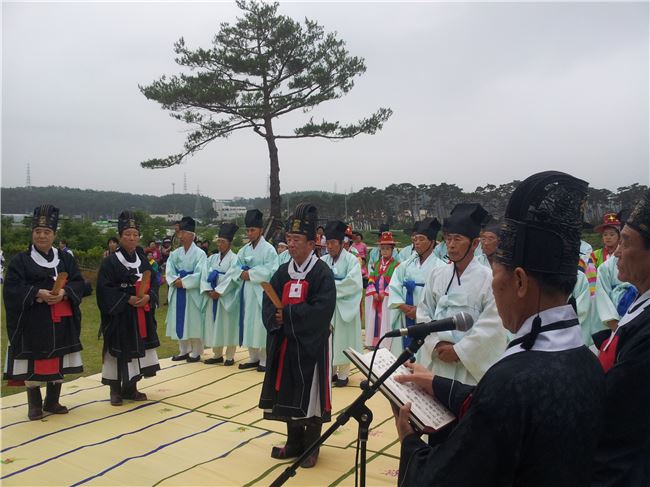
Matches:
[[394, 172, 605, 486], [97, 211, 160, 405], [259, 203, 336, 468], [3, 204, 85, 420]]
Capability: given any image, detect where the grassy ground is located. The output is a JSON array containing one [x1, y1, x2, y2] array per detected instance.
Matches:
[[1, 281, 181, 397]]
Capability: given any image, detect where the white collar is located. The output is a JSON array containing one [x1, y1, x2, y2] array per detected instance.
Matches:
[[501, 305, 584, 360], [30, 245, 60, 279], [115, 249, 142, 279], [288, 252, 318, 280]]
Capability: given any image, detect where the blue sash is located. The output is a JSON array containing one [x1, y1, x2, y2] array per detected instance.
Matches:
[[176, 270, 191, 338], [617, 285, 638, 316], [402, 280, 424, 349], [238, 265, 251, 346], [207, 269, 226, 321]]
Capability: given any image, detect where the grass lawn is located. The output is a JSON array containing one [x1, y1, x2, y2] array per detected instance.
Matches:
[[1, 281, 181, 397]]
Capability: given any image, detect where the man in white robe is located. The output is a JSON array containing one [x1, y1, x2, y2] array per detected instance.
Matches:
[[418, 204, 507, 386], [227, 209, 278, 371], [201, 223, 239, 365], [166, 216, 207, 362], [320, 220, 363, 387], [388, 218, 446, 355]]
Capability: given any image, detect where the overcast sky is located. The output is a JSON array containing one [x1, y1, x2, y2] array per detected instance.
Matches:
[[2, 1, 649, 202]]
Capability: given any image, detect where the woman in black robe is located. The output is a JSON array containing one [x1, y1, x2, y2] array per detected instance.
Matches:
[[96, 211, 160, 406], [3, 204, 85, 420]]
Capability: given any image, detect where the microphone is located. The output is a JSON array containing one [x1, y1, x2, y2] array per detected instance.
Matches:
[[385, 312, 474, 339]]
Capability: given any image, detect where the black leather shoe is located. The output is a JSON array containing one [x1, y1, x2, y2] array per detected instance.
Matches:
[[204, 357, 224, 364], [171, 353, 189, 361], [224, 359, 235, 366], [331, 374, 338, 383], [256, 365, 267, 372], [186, 355, 201, 363], [238, 361, 260, 370], [334, 377, 349, 387]]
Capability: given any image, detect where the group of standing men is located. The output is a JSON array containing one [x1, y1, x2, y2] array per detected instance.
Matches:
[[3, 170, 650, 484]]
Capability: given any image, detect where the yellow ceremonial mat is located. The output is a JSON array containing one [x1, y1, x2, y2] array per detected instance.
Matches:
[[0, 350, 401, 486]]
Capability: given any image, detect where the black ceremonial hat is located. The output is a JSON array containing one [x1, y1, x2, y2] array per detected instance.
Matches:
[[626, 189, 650, 242], [443, 203, 488, 240], [377, 223, 390, 236], [32, 204, 59, 231], [245, 209, 264, 228], [481, 216, 502, 236], [617, 208, 632, 226], [324, 220, 347, 241], [286, 203, 318, 240], [414, 218, 441, 241], [218, 223, 239, 241], [179, 216, 196, 233], [495, 171, 588, 276], [408, 221, 420, 235], [117, 210, 140, 234]]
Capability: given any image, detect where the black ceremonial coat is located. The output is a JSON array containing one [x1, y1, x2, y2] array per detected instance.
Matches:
[[399, 346, 605, 487], [592, 301, 650, 487], [96, 247, 160, 360], [3, 247, 85, 379], [259, 259, 336, 423]]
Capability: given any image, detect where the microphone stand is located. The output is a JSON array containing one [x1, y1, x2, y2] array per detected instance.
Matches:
[[270, 336, 426, 487]]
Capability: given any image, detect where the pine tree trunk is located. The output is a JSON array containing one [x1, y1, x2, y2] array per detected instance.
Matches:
[[264, 127, 282, 220]]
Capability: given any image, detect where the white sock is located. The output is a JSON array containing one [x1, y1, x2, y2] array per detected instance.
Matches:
[[189, 339, 204, 358], [259, 348, 267, 367], [337, 364, 350, 380], [225, 346, 236, 360], [248, 348, 259, 363], [178, 340, 190, 355]]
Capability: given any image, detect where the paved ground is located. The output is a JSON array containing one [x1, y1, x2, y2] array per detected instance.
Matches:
[[1, 350, 400, 486]]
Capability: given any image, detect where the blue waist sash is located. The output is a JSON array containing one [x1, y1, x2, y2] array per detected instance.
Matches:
[[403, 280, 424, 348], [238, 265, 251, 346], [207, 269, 226, 320], [617, 285, 638, 317], [176, 270, 192, 338]]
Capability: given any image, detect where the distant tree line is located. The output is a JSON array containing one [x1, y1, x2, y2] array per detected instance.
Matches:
[[2, 182, 646, 233], [235, 182, 649, 229], [1, 186, 214, 220]]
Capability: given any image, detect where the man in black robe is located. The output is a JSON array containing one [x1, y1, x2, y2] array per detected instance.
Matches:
[[96, 211, 161, 406], [259, 203, 336, 468], [592, 188, 650, 486], [3, 204, 85, 420], [394, 171, 605, 486]]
